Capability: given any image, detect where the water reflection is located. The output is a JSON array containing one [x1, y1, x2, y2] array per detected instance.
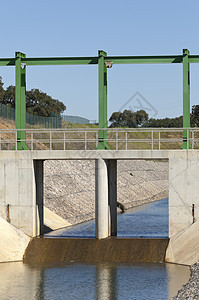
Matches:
[[0, 261, 190, 300], [0, 262, 41, 300], [96, 265, 117, 300]]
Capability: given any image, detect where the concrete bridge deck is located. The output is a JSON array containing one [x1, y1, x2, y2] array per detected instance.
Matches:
[[1, 148, 198, 160]]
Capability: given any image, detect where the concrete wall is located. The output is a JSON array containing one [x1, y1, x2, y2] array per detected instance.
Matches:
[[169, 151, 199, 237], [0, 216, 30, 262], [166, 151, 199, 265], [0, 152, 43, 237]]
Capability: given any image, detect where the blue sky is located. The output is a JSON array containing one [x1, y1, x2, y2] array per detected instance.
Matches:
[[1, 0, 199, 121]]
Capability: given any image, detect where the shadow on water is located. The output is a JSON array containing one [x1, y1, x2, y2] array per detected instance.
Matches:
[[45, 198, 169, 238]]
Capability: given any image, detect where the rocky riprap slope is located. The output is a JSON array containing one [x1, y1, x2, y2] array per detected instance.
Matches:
[[44, 159, 168, 225], [173, 262, 199, 299]]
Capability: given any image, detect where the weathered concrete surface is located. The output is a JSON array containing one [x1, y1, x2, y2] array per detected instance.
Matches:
[[0, 152, 42, 237], [165, 221, 199, 266], [169, 152, 199, 238], [0, 217, 30, 262], [44, 206, 71, 230], [95, 159, 109, 239], [24, 237, 169, 264]]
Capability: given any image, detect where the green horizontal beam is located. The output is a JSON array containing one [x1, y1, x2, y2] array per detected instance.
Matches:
[[23, 57, 98, 66], [105, 55, 183, 64], [0, 58, 15, 66], [22, 55, 184, 65], [188, 55, 199, 63], [2, 54, 199, 67]]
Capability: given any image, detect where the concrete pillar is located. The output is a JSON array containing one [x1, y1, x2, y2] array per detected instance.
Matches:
[[95, 158, 109, 239], [107, 159, 117, 236], [33, 160, 44, 236]]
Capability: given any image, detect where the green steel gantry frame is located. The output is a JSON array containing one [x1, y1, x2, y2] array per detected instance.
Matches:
[[0, 49, 197, 149]]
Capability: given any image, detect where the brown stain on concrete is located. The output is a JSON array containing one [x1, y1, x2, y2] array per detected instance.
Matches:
[[24, 238, 169, 264]]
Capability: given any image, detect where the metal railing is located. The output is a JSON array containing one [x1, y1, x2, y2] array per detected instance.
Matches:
[[0, 127, 199, 151]]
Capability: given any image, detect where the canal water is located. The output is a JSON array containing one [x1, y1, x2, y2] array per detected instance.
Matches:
[[0, 199, 190, 300], [46, 198, 169, 238]]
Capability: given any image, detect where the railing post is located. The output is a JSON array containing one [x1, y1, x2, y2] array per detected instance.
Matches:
[[151, 130, 153, 150], [85, 130, 87, 150], [192, 130, 194, 149], [15, 130, 17, 150], [96, 132, 98, 148], [125, 131, 127, 150], [116, 130, 118, 150], [64, 132, 66, 150], [158, 131, 161, 150], [31, 132, 33, 150], [50, 131, 52, 150]]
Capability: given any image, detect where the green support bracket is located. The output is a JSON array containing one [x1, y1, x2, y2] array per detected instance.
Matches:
[[97, 50, 109, 150], [15, 52, 28, 150], [181, 49, 191, 149]]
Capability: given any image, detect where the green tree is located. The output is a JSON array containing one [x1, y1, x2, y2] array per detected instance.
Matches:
[[0, 76, 5, 103], [26, 89, 66, 117], [135, 110, 149, 127], [109, 109, 148, 128], [121, 110, 136, 127], [109, 111, 122, 127], [144, 116, 183, 128], [0, 78, 66, 117], [191, 105, 199, 127], [3, 85, 15, 107]]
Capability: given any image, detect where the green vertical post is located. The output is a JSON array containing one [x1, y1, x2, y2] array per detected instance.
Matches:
[[182, 49, 191, 149], [97, 50, 109, 149], [15, 52, 28, 150]]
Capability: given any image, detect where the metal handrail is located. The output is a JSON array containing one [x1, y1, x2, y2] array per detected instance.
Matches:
[[0, 127, 199, 151]]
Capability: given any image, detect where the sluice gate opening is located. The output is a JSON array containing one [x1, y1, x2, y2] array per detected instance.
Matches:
[[40, 159, 169, 240]]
